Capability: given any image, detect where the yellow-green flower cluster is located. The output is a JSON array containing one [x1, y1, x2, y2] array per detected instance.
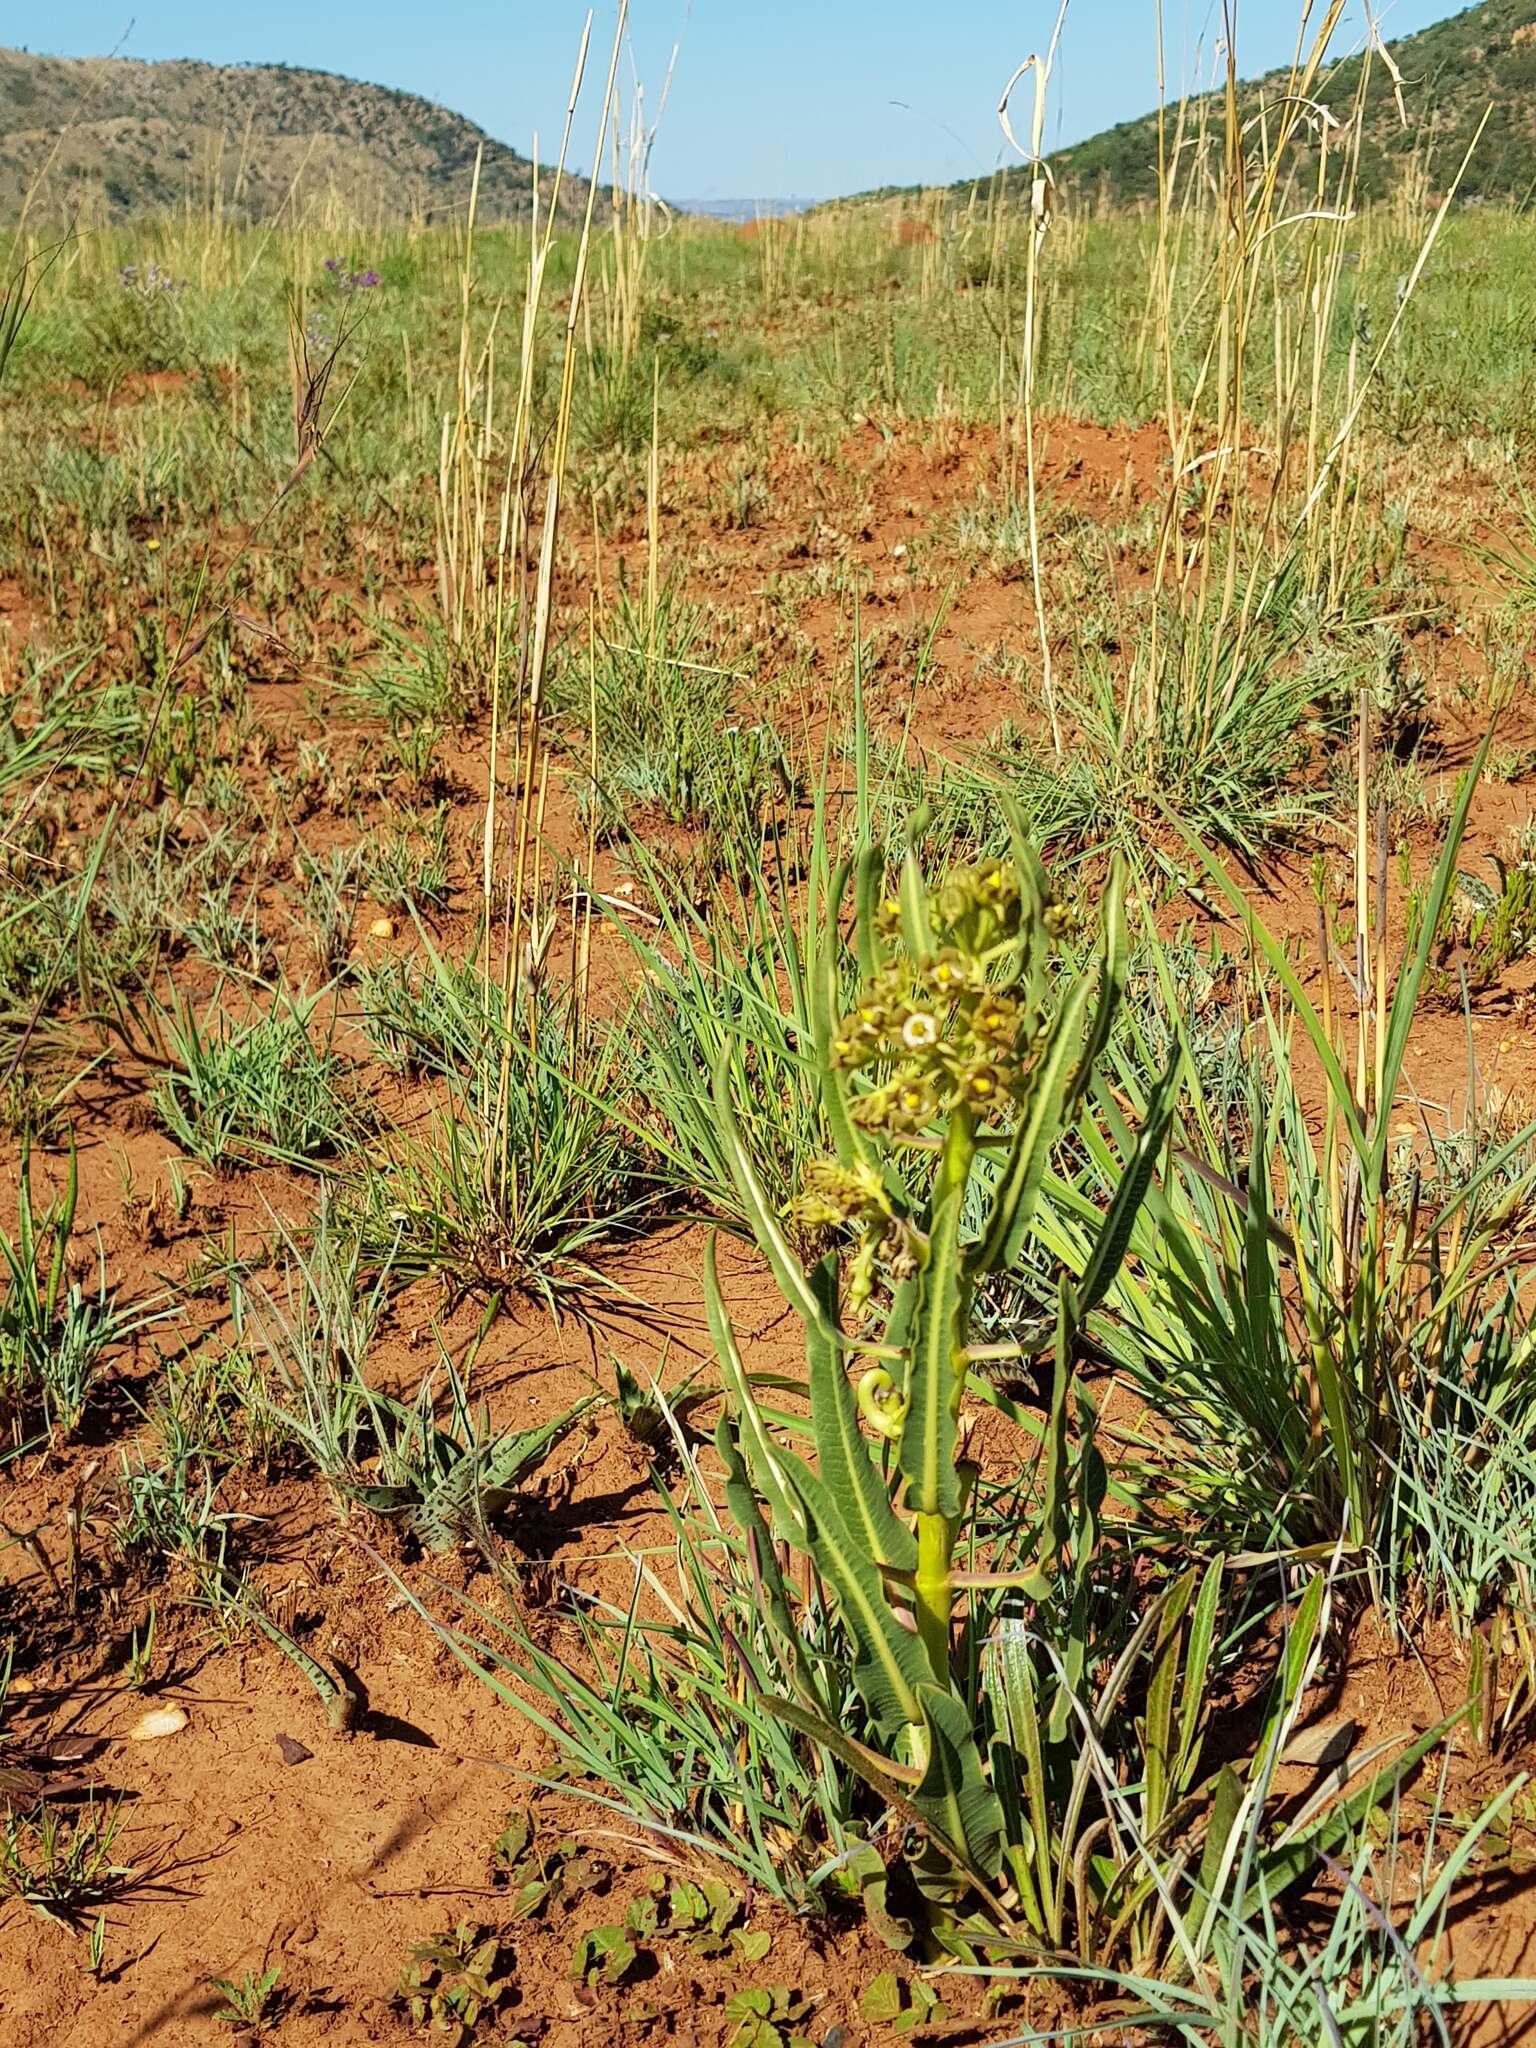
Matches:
[[789, 1157, 892, 1231], [829, 858, 1077, 1140]]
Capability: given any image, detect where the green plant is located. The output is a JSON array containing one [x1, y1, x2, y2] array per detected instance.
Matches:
[[0, 1141, 156, 1441], [488, 1808, 611, 1920], [1109, 745, 1536, 1598], [396, 1922, 512, 2042], [570, 1922, 640, 1988], [985, 614, 1321, 864], [723, 1983, 815, 2048], [698, 819, 1194, 1941], [346, 615, 477, 728], [356, 944, 492, 1079], [566, 580, 783, 853], [1430, 855, 1536, 994], [972, 1771, 1536, 2045], [232, 1201, 392, 1484], [151, 990, 356, 1168], [393, 1394, 877, 1910], [367, 803, 452, 914], [124, 1603, 157, 1689], [607, 1347, 706, 1452], [208, 1965, 284, 2033], [348, 1344, 595, 1553], [683, 808, 1457, 1971], [612, 701, 964, 1230], [295, 845, 361, 978], [181, 871, 274, 981], [0, 1798, 135, 1929], [861, 1970, 947, 2033], [114, 1446, 247, 1623], [613, 806, 834, 1228], [238, 1213, 591, 1542], [353, 959, 647, 1309]]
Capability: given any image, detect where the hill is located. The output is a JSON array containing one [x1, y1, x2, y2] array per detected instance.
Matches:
[[1042, 0, 1536, 207], [0, 47, 600, 226]]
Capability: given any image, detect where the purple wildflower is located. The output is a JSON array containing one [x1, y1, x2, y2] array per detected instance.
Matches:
[[119, 262, 185, 300], [323, 260, 382, 294]]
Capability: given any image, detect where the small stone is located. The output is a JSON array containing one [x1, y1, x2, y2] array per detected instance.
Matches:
[[369, 916, 394, 939]]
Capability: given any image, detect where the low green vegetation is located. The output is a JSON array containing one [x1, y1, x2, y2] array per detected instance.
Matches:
[[3, 5, 1536, 2037]]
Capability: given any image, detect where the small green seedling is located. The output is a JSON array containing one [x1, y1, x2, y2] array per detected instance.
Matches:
[[861, 1969, 948, 2033], [569, 1922, 639, 1988], [124, 1604, 156, 1689], [608, 1345, 706, 1453], [723, 1984, 815, 2048], [490, 1809, 607, 1920], [668, 1876, 733, 1944], [208, 1965, 284, 2032], [397, 1922, 512, 2042]]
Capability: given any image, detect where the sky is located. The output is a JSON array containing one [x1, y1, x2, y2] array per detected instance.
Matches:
[[23, 0, 1464, 201]]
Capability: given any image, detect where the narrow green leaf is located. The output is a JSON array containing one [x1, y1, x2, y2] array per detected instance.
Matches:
[[710, 1052, 830, 1336], [762, 1694, 923, 1805], [913, 1681, 1006, 1881], [1160, 810, 1368, 1158], [806, 1260, 915, 1571], [1174, 1559, 1223, 1794], [897, 843, 934, 963], [987, 1628, 1050, 1920], [714, 1418, 815, 1696], [1257, 1571, 1327, 1767], [971, 973, 1094, 1277], [1142, 1569, 1196, 1834], [1197, 1765, 1244, 1901], [1077, 1054, 1180, 1319], [791, 1462, 930, 1738], [1247, 1711, 1469, 1912], [853, 844, 885, 985], [705, 1234, 810, 1546], [898, 1172, 965, 1519], [809, 859, 875, 1174], [1372, 733, 1491, 1190]]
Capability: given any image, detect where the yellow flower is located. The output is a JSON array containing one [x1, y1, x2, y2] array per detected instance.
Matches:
[[972, 993, 1017, 1043], [962, 1063, 1007, 1104], [895, 1079, 938, 1124], [927, 948, 970, 993], [900, 1010, 939, 1050]]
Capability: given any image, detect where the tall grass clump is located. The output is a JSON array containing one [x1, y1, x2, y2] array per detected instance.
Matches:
[[1099, 739, 1536, 1639], [1001, 0, 1477, 863], [351, 947, 648, 1308], [364, 8, 648, 1309]]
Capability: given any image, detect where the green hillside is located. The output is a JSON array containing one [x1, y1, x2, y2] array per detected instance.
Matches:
[[1049, 0, 1536, 206], [0, 47, 599, 226]]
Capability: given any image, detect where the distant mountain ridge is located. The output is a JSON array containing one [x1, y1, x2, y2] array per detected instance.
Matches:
[[676, 198, 815, 222], [0, 47, 600, 225], [830, 0, 1536, 212], [1024, 0, 1536, 207]]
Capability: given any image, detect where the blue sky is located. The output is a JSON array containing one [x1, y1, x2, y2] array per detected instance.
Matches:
[[25, 1, 1461, 200]]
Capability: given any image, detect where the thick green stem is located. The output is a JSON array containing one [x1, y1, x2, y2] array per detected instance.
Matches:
[[914, 1509, 955, 1681], [936, 1102, 977, 1433], [909, 1104, 976, 1683]]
